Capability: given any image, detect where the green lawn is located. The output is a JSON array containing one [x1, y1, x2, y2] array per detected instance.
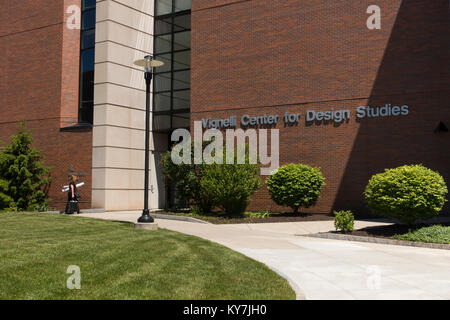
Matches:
[[392, 225, 450, 244], [0, 212, 295, 300]]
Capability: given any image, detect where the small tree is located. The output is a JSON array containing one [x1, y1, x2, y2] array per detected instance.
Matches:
[[0, 123, 51, 211], [266, 164, 325, 214]]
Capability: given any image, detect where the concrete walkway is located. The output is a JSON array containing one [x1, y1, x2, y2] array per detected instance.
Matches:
[[78, 211, 450, 300]]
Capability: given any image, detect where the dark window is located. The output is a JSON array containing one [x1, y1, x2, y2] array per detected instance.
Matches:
[[153, 1, 191, 132], [78, 1, 96, 124]]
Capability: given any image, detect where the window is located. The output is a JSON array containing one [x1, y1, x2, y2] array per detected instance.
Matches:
[[78, 0, 96, 124], [153, 1, 191, 132]]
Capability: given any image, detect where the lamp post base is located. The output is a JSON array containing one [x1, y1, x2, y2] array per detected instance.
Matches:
[[134, 222, 158, 230], [138, 209, 154, 223]]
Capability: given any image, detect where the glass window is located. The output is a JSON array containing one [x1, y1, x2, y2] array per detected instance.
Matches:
[[173, 14, 190, 31], [80, 49, 95, 106], [154, 115, 171, 131], [173, 51, 190, 70], [154, 53, 172, 73], [78, 2, 96, 124], [174, 31, 190, 51], [156, 0, 173, 16], [82, 0, 96, 10], [155, 34, 172, 54], [80, 49, 95, 73], [81, 29, 95, 49], [154, 73, 172, 92], [155, 18, 172, 35], [153, 8, 191, 133], [174, 0, 191, 13], [172, 113, 190, 128], [173, 70, 190, 90], [154, 93, 171, 112], [82, 10, 96, 30], [173, 90, 190, 110]]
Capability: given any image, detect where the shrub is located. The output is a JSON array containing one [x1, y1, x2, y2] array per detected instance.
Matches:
[[266, 164, 325, 214], [392, 225, 450, 244], [245, 211, 271, 219], [201, 162, 261, 216], [334, 210, 354, 233], [161, 142, 261, 216], [0, 123, 51, 211], [364, 164, 448, 225], [160, 143, 213, 214]]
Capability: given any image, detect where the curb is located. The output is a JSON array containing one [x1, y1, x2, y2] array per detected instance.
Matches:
[[150, 213, 212, 224], [264, 265, 306, 300], [304, 232, 450, 250]]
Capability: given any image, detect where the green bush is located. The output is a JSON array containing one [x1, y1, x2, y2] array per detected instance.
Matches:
[[201, 162, 261, 216], [0, 123, 51, 211], [392, 225, 450, 244], [161, 142, 261, 216], [245, 211, 271, 219], [266, 164, 325, 214], [160, 142, 213, 214], [334, 210, 354, 233], [364, 164, 448, 225]]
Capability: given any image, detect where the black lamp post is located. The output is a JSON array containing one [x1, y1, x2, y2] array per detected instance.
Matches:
[[133, 55, 164, 223]]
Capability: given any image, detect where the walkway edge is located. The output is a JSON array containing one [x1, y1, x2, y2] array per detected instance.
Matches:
[[151, 213, 211, 224], [264, 265, 306, 300], [304, 233, 450, 250]]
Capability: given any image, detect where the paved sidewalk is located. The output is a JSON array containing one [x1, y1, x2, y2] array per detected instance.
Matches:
[[78, 211, 450, 300]]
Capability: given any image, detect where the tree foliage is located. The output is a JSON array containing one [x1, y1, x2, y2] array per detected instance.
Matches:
[[0, 123, 51, 211]]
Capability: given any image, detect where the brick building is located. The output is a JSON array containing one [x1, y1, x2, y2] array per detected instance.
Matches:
[[0, 0, 448, 213]]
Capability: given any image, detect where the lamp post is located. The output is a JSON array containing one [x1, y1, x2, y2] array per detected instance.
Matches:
[[133, 55, 164, 223]]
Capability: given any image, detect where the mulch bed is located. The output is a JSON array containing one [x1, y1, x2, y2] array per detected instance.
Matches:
[[160, 212, 334, 224]]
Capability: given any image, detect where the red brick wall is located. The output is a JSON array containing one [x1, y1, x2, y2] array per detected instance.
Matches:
[[191, 0, 450, 214], [61, 0, 82, 128], [0, 0, 92, 210]]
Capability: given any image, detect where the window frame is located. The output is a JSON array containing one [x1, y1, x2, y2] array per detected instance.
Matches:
[[78, 2, 96, 124], [153, 5, 191, 133]]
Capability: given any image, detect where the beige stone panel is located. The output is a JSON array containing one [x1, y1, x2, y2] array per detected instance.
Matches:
[[95, 20, 153, 53], [103, 189, 144, 211], [92, 146, 144, 169], [92, 188, 148, 211], [93, 125, 145, 150], [94, 104, 145, 130], [93, 83, 147, 110], [92, 168, 144, 190], [94, 62, 146, 91], [91, 189, 106, 209], [95, 41, 152, 69], [96, 0, 154, 34], [109, 0, 154, 14]]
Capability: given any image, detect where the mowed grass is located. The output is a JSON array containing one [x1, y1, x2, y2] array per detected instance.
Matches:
[[0, 212, 295, 300], [392, 225, 450, 244]]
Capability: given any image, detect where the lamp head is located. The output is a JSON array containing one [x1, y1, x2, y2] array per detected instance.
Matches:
[[134, 55, 164, 72]]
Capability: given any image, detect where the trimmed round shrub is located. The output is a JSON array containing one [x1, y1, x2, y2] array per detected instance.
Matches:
[[364, 164, 448, 224], [266, 164, 325, 214]]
